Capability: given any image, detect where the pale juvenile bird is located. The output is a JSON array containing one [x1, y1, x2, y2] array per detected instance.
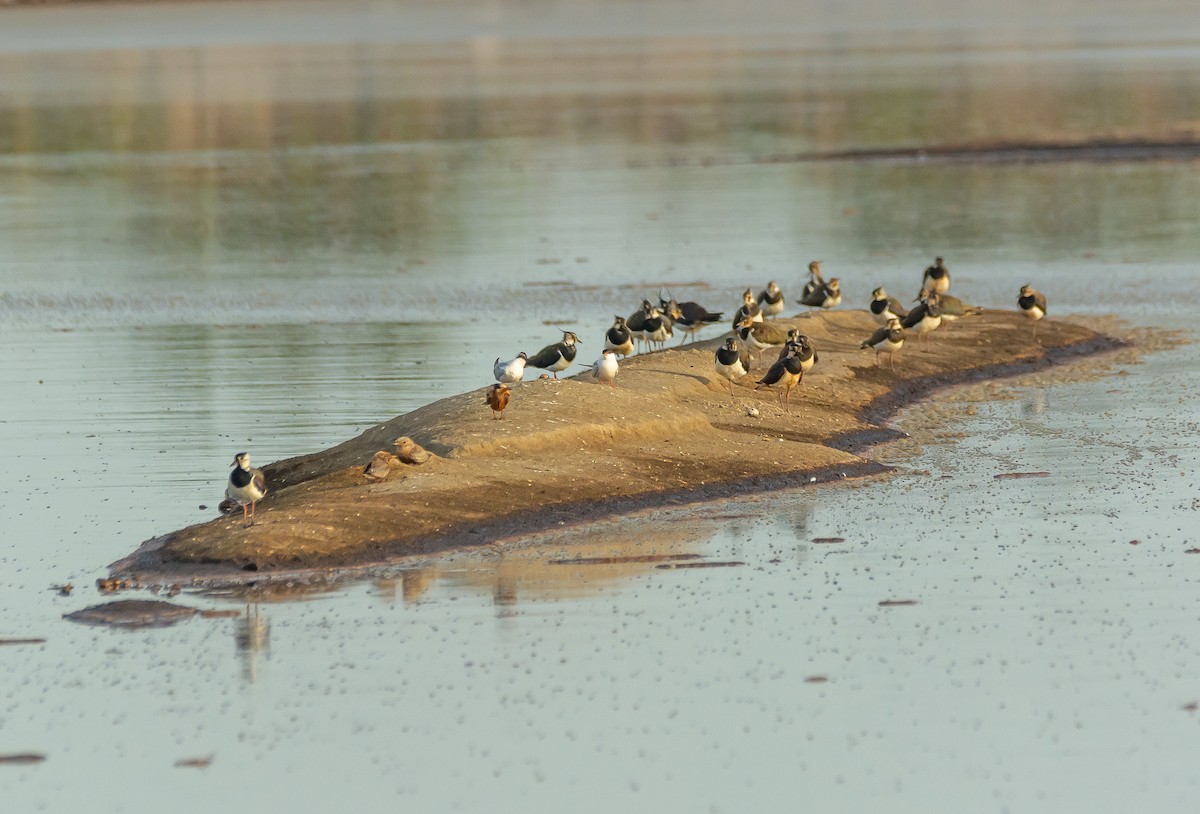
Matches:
[[735, 315, 789, 361], [590, 349, 619, 387], [226, 452, 266, 527], [485, 382, 511, 419], [364, 451, 400, 481]]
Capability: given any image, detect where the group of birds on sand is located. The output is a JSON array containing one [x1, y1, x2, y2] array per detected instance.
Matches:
[[221, 256, 1049, 522], [486, 256, 1048, 419]]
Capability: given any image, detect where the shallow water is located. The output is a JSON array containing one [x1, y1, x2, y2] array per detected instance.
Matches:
[[2, 1, 1200, 811]]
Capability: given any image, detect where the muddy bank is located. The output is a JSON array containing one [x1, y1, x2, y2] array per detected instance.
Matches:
[[110, 308, 1123, 586]]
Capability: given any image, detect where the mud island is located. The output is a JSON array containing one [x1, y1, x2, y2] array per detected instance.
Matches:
[[111, 308, 1122, 586]]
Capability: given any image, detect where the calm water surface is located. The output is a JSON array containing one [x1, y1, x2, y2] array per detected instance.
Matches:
[[2, 2, 1199, 811]]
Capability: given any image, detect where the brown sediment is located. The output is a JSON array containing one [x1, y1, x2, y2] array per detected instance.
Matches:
[[110, 309, 1125, 587]]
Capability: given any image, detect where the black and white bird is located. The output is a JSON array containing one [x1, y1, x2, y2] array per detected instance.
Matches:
[[659, 294, 723, 344], [756, 281, 785, 319], [494, 352, 529, 384], [590, 349, 619, 387], [526, 331, 580, 379], [801, 260, 824, 302], [901, 293, 943, 343], [713, 337, 751, 398], [641, 306, 674, 351], [755, 348, 805, 412], [604, 316, 634, 358], [928, 291, 983, 322], [861, 317, 906, 370], [226, 452, 267, 527], [779, 329, 819, 374], [1018, 284, 1047, 337], [800, 277, 841, 309], [736, 316, 789, 360], [869, 286, 908, 325], [626, 299, 654, 353], [731, 289, 763, 330], [922, 256, 950, 296]]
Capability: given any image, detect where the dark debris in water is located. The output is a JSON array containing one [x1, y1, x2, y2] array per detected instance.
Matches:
[[551, 553, 702, 566], [174, 756, 214, 769], [654, 561, 745, 570], [993, 471, 1050, 480], [812, 537, 845, 544], [0, 638, 46, 646], [879, 599, 918, 607], [0, 754, 46, 765], [64, 600, 199, 629], [804, 675, 829, 684]]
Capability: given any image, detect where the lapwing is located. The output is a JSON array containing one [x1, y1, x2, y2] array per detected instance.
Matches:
[[731, 289, 763, 330], [922, 256, 950, 296], [1018, 284, 1047, 338], [755, 347, 805, 412], [782, 330, 819, 374], [494, 352, 529, 384], [801, 260, 824, 302], [861, 317, 905, 370], [756, 281, 785, 319], [485, 383, 511, 419], [590, 349, 619, 387], [901, 293, 943, 343], [642, 305, 674, 351], [869, 286, 908, 324], [927, 291, 983, 322], [658, 293, 723, 344], [626, 299, 653, 353], [736, 315, 789, 361], [800, 277, 841, 309], [226, 452, 266, 527], [713, 337, 751, 398], [604, 316, 634, 358], [526, 331, 580, 378]]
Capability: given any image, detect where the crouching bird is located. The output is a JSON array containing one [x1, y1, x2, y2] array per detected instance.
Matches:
[[227, 452, 266, 527], [485, 383, 511, 419]]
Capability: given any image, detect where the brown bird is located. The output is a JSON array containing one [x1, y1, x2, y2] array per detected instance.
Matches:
[[364, 451, 400, 481], [485, 383, 511, 419]]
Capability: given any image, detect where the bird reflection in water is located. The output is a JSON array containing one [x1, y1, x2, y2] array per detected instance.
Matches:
[[493, 573, 519, 620], [1020, 390, 1049, 417], [235, 605, 270, 683]]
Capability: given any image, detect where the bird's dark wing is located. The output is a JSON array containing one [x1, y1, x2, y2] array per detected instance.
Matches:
[[525, 344, 564, 369]]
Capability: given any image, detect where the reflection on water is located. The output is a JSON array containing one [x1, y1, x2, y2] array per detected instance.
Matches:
[[3, 1, 1200, 811]]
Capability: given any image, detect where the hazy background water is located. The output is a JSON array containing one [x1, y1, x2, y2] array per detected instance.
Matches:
[[2, 1, 1199, 811]]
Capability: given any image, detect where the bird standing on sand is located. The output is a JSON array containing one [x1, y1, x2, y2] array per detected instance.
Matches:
[[922, 256, 950, 296], [641, 306, 674, 351], [755, 348, 805, 412], [902, 293, 943, 343], [526, 331, 580, 379], [731, 289, 763, 329], [659, 294, 723, 344], [756, 281, 785, 319], [485, 383, 511, 419], [1018, 284, 1047, 338], [364, 450, 400, 481], [800, 277, 841, 309], [779, 329, 819, 374], [626, 300, 653, 353], [861, 317, 906, 370], [494, 352, 529, 384], [590, 349, 620, 387], [714, 337, 751, 398], [869, 286, 908, 325], [736, 316, 789, 360], [226, 452, 266, 527], [604, 316, 634, 358]]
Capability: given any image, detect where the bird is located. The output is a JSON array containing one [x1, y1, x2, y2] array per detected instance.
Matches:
[[604, 316, 634, 358], [226, 452, 266, 527], [658, 293, 723, 344], [861, 317, 906, 370], [485, 383, 511, 419], [755, 348, 805, 412], [929, 291, 983, 322], [364, 451, 400, 481], [626, 299, 654, 354], [590, 349, 619, 387], [731, 289, 763, 330], [801, 260, 824, 302], [756, 281, 785, 319], [526, 331, 580, 378], [922, 256, 950, 296], [800, 277, 841, 309], [494, 352, 529, 384], [901, 293, 943, 343], [779, 329, 818, 374], [713, 337, 751, 398], [869, 286, 908, 324], [641, 306, 674, 351], [735, 315, 789, 360], [1018, 284, 1047, 338]]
